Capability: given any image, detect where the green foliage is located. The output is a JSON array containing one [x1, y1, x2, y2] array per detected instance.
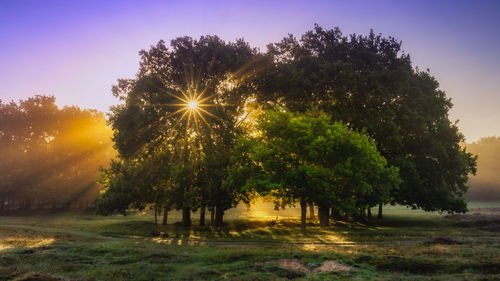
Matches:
[[100, 25, 477, 223], [227, 109, 400, 217], [1, 204, 500, 280], [258, 25, 477, 213], [100, 36, 262, 224]]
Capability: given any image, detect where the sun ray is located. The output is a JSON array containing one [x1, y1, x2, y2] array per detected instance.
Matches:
[[158, 103, 191, 107], [197, 107, 223, 121], [187, 110, 192, 128], [197, 104, 220, 107], [184, 110, 193, 143], [168, 110, 190, 139], [170, 81, 191, 102], [198, 103, 236, 107], [194, 68, 202, 95], [165, 107, 188, 118], [163, 90, 189, 104], [184, 67, 193, 101], [195, 109, 215, 135], [197, 93, 219, 104], [195, 82, 213, 101], [193, 111, 200, 136]]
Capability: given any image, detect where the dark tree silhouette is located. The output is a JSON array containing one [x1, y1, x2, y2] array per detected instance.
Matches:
[[98, 36, 263, 226]]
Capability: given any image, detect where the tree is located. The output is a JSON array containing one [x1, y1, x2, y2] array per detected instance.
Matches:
[[99, 36, 263, 226], [97, 151, 171, 227], [257, 25, 476, 214], [226, 109, 400, 233], [0, 95, 115, 212]]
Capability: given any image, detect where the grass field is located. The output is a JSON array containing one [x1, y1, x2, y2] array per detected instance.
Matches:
[[1, 200, 500, 280]]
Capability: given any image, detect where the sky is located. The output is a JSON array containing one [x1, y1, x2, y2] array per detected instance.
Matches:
[[1, 0, 499, 142]]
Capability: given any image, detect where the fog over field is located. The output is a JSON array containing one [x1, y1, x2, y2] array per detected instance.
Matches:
[[465, 137, 500, 201]]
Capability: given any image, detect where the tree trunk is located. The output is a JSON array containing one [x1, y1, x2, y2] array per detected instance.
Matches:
[[215, 205, 224, 227], [300, 197, 307, 234], [318, 204, 330, 227], [154, 204, 158, 226], [199, 206, 206, 227], [182, 207, 191, 227], [359, 208, 365, 221], [162, 207, 168, 225], [367, 207, 372, 219], [211, 207, 215, 225], [378, 203, 383, 219], [309, 203, 316, 220]]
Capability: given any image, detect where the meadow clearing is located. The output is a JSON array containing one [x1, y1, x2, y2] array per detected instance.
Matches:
[[1, 200, 499, 281]]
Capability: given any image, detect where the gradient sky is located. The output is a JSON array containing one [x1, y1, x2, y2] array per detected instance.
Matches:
[[1, 0, 499, 142]]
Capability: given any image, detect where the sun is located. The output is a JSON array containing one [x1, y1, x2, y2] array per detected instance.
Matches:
[[157, 75, 241, 139], [188, 101, 197, 109], [158, 83, 223, 139]]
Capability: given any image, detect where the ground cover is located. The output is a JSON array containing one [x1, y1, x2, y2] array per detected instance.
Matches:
[[1, 201, 499, 280]]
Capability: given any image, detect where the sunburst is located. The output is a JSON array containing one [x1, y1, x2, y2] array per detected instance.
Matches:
[[160, 81, 226, 139], [151, 57, 267, 141]]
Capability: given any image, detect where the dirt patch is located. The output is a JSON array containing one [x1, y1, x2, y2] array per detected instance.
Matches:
[[274, 259, 310, 275], [262, 259, 355, 276], [312, 260, 354, 273]]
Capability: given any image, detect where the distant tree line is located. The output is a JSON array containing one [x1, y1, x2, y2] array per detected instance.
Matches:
[[96, 25, 476, 232], [0, 95, 115, 212]]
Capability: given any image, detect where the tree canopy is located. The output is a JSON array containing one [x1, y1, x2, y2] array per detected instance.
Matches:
[[257, 25, 476, 213], [98, 36, 263, 226], [225, 109, 400, 232], [97, 25, 477, 229], [0, 95, 115, 212]]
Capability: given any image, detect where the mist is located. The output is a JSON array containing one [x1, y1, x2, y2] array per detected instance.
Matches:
[[465, 137, 500, 201]]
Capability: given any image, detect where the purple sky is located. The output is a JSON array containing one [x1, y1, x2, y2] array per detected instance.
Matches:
[[1, 0, 499, 142]]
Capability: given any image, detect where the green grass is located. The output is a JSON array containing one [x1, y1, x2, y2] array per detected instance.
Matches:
[[1, 201, 500, 280]]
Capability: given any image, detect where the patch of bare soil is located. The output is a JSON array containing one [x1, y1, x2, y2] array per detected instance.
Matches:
[[312, 260, 354, 273], [269, 259, 355, 275], [274, 259, 311, 275]]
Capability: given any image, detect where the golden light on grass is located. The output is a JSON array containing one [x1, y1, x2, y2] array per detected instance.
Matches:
[[0, 243, 14, 251], [0, 237, 55, 251]]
